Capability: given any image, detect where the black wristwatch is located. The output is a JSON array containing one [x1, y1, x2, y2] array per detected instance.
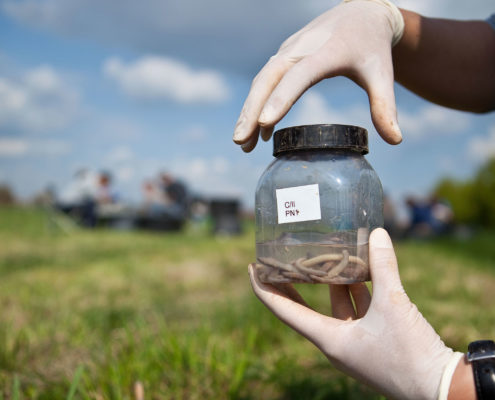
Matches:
[[467, 340, 495, 400]]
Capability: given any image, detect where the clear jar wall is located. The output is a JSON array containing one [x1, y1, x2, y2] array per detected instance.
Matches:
[[255, 149, 383, 284]]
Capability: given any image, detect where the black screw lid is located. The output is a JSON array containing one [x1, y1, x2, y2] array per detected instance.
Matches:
[[273, 124, 368, 157]]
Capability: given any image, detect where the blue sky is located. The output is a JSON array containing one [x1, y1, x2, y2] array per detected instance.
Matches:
[[1, 0, 494, 214]]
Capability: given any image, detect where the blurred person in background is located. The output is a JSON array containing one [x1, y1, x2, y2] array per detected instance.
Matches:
[[235, 0, 495, 399], [158, 172, 189, 220], [139, 172, 190, 230], [405, 195, 434, 238], [57, 168, 98, 227], [57, 169, 121, 227], [96, 171, 118, 205], [405, 195, 454, 238], [95, 171, 125, 223], [429, 195, 454, 235], [141, 179, 165, 215], [382, 192, 399, 238]]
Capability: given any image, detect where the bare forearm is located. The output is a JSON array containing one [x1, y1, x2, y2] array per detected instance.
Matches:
[[393, 10, 495, 113]]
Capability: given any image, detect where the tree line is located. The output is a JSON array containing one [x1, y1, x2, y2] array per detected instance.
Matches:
[[434, 157, 495, 227]]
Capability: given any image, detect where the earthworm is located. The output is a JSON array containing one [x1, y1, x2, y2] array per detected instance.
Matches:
[[293, 258, 328, 277], [281, 271, 313, 282], [302, 253, 366, 268], [255, 263, 274, 273], [302, 254, 343, 268], [259, 272, 269, 281], [268, 269, 283, 279], [348, 255, 367, 268], [321, 261, 337, 272], [257, 250, 366, 284], [255, 262, 283, 282], [326, 249, 349, 279], [306, 251, 349, 283], [258, 257, 298, 272]]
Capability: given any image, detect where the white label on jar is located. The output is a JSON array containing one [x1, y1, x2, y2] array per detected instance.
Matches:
[[276, 184, 321, 224]]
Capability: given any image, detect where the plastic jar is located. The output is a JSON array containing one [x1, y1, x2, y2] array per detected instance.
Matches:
[[255, 124, 383, 284]]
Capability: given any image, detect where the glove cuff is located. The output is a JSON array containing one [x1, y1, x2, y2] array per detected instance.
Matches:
[[437, 352, 465, 400], [342, 0, 405, 46]]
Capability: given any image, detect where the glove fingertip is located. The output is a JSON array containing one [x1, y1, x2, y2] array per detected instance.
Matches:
[[240, 130, 260, 152], [233, 127, 249, 145], [368, 228, 404, 293], [369, 228, 393, 249], [371, 112, 402, 145], [260, 126, 274, 142], [258, 108, 274, 126]]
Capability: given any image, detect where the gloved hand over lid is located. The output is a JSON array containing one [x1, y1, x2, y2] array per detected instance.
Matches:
[[233, 0, 405, 152]]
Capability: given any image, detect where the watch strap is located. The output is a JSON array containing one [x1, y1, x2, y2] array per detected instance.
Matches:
[[468, 340, 495, 400]]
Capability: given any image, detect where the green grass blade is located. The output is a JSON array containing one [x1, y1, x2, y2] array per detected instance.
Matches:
[[12, 375, 20, 400], [66, 366, 84, 400]]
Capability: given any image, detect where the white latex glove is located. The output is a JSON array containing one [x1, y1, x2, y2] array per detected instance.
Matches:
[[248, 228, 464, 400], [233, 0, 404, 152]]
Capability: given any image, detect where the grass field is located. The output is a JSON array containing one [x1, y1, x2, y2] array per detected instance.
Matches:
[[1, 206, 495, 399]]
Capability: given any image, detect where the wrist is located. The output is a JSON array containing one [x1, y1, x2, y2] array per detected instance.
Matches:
[[437, 352, 465, 400], [447, 355, 476, 400], [342, 0, 404, 45]]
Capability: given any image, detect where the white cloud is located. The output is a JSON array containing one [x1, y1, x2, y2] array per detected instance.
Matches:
[[0, 65, 79, 134], [115, 165, 135, 183], [36, 139, 71, 155], [468, 125, 495, 163], [102, 146, 137, 184], [211, 157, 229, 174], [105, 145, 135, 164], [1, 0, 312, 75], [398, 105, 469, 139], [169, 156, 263, 204], [3, 0, 493, 77], [0, 137, 71, 157], [96, 117, 144, 141], [103, 56, 230, 103], [287, 90, 374, 132], [180, 125, 208, 143], [0, 138, 28, 156], [289, 91, 471, 142]]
